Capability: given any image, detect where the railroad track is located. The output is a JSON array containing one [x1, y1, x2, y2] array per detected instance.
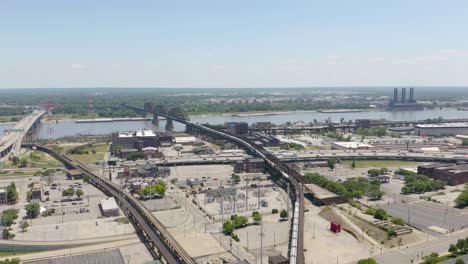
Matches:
[[27, 144, 195, 264]]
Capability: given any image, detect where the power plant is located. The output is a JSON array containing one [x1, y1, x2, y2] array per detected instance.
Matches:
[[389, 87, 423, 110]]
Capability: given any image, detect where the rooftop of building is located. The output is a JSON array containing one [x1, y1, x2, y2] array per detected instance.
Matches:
[[246, 158, 264, 163], [435, 163, 468, 173], [304, 183, 340, 200], [415, 122, 468, 128], [332, 141, 374, 148], [419, 163, 449, 169], [100, 197, 119, 211], [117, 132, 134, 138], [67, 169, 83, 176], [121, 148, 138, 153], [136, 129, 156, 137], [174, 136, 197, 143]]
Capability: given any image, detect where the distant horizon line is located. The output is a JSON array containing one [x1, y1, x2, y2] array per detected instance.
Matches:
[[1, 85, 468, 90]]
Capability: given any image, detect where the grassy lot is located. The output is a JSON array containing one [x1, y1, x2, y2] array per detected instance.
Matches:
[[0, 170, 30, 177], [2, 150, 62, 169], [306, 146, 322, 150], [343, 160, 420, 168], [70, 144, 109, 164], [28, 150, 63, 168], [0, 251, 36, 257]]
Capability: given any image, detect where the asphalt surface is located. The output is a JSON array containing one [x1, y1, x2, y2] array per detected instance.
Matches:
[[376, 202, 468, 235], [27, 248, 125, 264]]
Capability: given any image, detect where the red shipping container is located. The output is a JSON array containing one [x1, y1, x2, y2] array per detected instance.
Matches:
[[330, 222, 341, 233]]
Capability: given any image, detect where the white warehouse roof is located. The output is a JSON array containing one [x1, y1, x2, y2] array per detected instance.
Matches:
[[416, 123, 468, 128], [100, 197, 119, 212], [174, 136, 197, 144], [332, 141, 374, 149], [136, 129, 156, 137]]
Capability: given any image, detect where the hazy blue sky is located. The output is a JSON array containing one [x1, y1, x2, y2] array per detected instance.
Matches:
[[0, 0, 467, 88]]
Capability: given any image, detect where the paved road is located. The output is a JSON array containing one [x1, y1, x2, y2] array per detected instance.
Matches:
[[375, 229, 468, 264]]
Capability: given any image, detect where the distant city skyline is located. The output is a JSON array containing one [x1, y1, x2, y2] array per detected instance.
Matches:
[[1, 0, 467, 88]]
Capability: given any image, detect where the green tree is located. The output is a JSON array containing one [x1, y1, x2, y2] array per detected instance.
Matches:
[[455, 185, 468, 208], [367, 185, 384, 200], [231, 215, 248, 227], [390, 217, 405, 226], [83, 175, 91, 183], [20, 221, 29, 232], [75, 189, 84, 199], [280, 209, 288, 219], [231, 174, 241, 184], [448, 244, 458, 255], [455, 258, 465, 264], [387, 229, 397, 237], [11, 156, 19, 166], [126, 152, 144, 161], [18, 157, 28, 168], [327, 157, 337, 170], [6, 182, 18, 203], [422, 252, 439, 264], [252, 212, 262, 223], [62, 188, 75, 198], [373, 208, 388, 220], [456, 239, 466, 252], [0, 258, 20, 264], [351, 160, 356, 169], [367, 169, 381, 177], [1, 209, 19, 226], [379, 168, 388, 175], [25, 203, 40, 218], [223, 220, 234, 235], [356, 258, 377, 264], [462, 139, 468, 146]]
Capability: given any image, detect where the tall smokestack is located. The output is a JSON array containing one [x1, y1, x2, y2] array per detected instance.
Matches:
[[393, 88, 398, 103], [410, 88, 414, 102], [401, 88, 406, 103]]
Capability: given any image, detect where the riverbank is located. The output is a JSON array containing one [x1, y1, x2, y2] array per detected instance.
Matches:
[[191, 108, 375, 118], [1, 109, 376, 123]]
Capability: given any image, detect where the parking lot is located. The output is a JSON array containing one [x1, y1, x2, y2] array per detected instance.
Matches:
[[376, 201, 468, 235]]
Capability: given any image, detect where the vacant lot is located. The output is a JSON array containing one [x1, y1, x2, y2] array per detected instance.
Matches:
[[70, 144, 108, 164]]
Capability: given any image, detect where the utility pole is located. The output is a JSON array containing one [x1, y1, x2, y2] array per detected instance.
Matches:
[[233, 185, 236, 213], [287, 182, 290, 220], [407, 206, 410, 223], [257, 179, 261, 209], [260, 219, 263, 264], [245, 180, 248, 211], [221, 193, 224, 225], [313, 222, 316, 239]]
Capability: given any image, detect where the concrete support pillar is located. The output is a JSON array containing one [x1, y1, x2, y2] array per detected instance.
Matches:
[[152, 113, 159, 125], [165, 119, 174, 131]]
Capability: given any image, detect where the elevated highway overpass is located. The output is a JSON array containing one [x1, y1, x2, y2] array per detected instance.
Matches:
[[0, 109, 46, 161]]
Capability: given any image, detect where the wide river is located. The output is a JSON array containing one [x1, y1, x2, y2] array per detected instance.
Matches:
[[1, 108, 467, 139]]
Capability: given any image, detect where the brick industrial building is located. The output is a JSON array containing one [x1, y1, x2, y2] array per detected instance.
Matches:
[[418, 163, 468, 186]]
